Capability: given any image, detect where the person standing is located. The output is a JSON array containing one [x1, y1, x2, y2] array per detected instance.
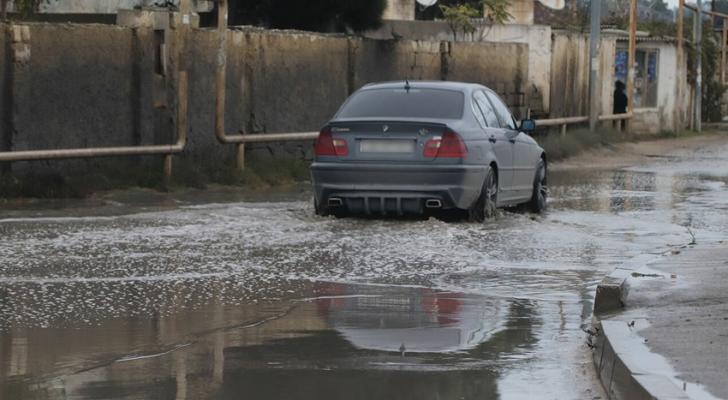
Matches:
[[613, 80, 628, 131]]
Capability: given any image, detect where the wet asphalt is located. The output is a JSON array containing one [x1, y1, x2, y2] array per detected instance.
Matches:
[[1, 138, 728, 400]]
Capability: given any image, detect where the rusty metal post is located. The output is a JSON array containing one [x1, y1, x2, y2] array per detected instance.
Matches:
[[162, 72, 188, 187], [678, 0, 684, 49], [626, 0, 637, 133], [163, 154, 173, 187], [696, 0, 703, 133], [588, 0, 602, 133], [215, 0, 228, 145], [236, 143, 245, 171], [677, 0, 685, 131], [722, 18, 727, 84], [178, 71, 189, 151]]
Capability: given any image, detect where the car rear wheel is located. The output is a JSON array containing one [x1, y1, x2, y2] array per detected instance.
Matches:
[[528, 160, 547, 213], [314, 197, 329, 216], [468, 167, 497, 223]]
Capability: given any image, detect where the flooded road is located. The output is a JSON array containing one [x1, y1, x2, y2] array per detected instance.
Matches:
[[2, 138, 728, 399]]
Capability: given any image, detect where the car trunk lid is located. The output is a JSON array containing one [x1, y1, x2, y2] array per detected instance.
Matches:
[[329, 121, 449, 163]]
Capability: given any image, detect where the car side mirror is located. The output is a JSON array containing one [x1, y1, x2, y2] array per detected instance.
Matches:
[[519, 119, 536, 133]]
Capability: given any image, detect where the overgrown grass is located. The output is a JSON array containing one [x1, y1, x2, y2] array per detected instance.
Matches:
[[534, 127, 629, 161], [0, 155, 312, 199], [533, 126, 716, 162]]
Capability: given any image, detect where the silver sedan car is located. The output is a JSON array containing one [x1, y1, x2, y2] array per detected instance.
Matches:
[[310, 81, 547, 221]]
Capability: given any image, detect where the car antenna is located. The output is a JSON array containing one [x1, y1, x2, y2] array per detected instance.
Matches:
[[404, 79, 411, 92]]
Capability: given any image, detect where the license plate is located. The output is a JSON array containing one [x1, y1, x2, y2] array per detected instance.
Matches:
[[359, 140, 415, 153]]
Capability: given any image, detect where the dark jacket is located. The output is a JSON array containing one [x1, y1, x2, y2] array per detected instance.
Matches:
[[613, 89, 628, 114]]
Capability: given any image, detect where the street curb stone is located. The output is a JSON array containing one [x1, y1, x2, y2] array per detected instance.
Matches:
[[593, 267, 631, 315], [592, 320, 690, 400]]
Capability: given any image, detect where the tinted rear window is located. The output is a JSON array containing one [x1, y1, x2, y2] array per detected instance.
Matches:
[[337, 88, 464, 119]]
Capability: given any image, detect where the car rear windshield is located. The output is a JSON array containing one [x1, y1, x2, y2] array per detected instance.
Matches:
[[336, 88, 464, 119]]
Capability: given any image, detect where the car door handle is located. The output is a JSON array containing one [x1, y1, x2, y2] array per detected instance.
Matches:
[[488, 136, 497, 143]]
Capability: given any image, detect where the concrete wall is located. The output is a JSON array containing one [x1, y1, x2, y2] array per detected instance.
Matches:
[[504, 0, 535, 25], [447, 41, 529, 117], [0, 23, 527, 181], [383, 0, 415, 21], [5, 0, 213, 13], [550, 31, 589, 118], [13, 24, 149, 151], [364, 21, 550, 114]]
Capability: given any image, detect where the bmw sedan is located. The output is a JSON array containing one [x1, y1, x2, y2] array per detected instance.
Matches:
[[310, 81, 547, 221]]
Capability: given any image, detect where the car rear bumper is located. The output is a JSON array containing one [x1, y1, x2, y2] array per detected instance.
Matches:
[[310, 162, 488, 214]]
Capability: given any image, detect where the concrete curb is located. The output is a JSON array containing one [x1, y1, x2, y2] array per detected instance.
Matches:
[[593, 267, 631, 315], [592, 320, 690, 400]]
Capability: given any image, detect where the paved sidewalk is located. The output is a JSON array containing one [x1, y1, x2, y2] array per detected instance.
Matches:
[[595, 243, 728, 399]]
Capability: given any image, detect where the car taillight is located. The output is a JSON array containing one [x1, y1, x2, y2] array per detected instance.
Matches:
[[315, 127, 348, 156], [423, 130, 467, 158]]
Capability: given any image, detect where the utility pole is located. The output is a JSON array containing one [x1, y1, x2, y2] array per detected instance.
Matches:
[[626, 0, 637, 133], [677, 0, 685, 130], [589, 0, 601, 132], [696, 0, 703, 132]]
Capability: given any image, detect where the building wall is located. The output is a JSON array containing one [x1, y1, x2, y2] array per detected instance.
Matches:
[[550, 32, 688, 133], [383, 0, 415, 21], [625, 42, 686, 134]]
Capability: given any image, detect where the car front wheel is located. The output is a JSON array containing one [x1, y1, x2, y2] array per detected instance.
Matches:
[[528, 160, 547, 213]]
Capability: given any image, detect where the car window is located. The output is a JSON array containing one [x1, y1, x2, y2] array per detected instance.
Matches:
[[473, 91, 499, 128], [337, 88, 464, 119], [471, 95, 487, 129], [485, 91, 516, 130]]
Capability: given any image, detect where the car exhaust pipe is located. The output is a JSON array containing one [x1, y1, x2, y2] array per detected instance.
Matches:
[[425, 199, 442, 209], [328, 198, 343, 207]]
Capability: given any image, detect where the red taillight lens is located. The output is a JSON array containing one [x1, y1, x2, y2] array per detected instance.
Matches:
[[423, 137, 441, 158], [423, 130, 467, 158], [315, 128, 348, 156], [332, 138, 348, 156]]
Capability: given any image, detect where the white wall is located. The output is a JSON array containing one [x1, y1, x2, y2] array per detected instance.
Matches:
[[628, 42, 685, 134]]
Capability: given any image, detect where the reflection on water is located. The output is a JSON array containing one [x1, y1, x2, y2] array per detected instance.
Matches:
[[0, 284, 539, 400], [313, 283, 507, 353]]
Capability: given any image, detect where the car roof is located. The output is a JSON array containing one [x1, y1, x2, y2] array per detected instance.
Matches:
[[359, 81, 486, 92]]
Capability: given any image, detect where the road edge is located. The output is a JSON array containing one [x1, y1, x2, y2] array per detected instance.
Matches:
[[590, 268, 691, 400]]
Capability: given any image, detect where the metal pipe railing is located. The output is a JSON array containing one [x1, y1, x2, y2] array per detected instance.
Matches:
[[534, 113, 633, 137], [598, 112, 633, 122], [212, 1, 321, 170], [213, 0, 248, 171], [534, 116, 589, 127]]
